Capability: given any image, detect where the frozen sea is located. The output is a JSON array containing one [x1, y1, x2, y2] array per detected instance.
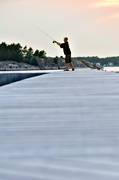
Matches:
[[0, 68, 119, 180]]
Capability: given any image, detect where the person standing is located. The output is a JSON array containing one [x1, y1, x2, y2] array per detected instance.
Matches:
[[53, 37, 74, 71]]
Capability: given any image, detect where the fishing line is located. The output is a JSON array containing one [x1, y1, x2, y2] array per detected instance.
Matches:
[[37, 26, 54, 41]]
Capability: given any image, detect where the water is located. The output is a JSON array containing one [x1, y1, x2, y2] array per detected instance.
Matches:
[[104, 67, 119, 72]]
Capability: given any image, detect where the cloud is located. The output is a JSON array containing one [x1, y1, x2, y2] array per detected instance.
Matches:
[[94, 0, 119, 7]]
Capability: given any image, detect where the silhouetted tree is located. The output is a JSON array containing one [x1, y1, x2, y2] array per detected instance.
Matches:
[[53, 56, 60, 69], [0, 42, 7, 60], [25, 47, 33, 59], [0, 42, 23, 62], [22, 46, 28, 57], [33, 50, 40, 57], [33, 49, 46, 58], [53, 56, 58, 64], [38, 50, 46, 58]]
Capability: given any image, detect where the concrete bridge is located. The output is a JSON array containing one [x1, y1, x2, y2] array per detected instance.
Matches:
[[0, 69, 119, 180]]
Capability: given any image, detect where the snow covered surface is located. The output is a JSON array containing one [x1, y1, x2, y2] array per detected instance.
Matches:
[[0, 69, 119, 180]]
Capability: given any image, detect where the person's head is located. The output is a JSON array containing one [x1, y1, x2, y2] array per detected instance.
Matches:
[[64, 37, 68, 43]]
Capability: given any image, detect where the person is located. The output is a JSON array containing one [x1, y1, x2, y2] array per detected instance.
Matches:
[[53, 37, 75, 71]]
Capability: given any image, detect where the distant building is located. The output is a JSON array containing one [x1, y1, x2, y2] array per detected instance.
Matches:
[[108, 62, 114, 67], [8, 64, 19, 69], [96, 63, 101, 66]]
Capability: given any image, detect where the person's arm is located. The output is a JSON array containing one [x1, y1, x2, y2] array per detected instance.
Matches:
[[53, 41, 61, 46]]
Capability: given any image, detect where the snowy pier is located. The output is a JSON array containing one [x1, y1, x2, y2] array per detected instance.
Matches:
[[0, 69, 119, 180]]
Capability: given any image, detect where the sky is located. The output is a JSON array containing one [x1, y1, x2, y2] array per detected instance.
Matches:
[[0, 0, 119, 57]]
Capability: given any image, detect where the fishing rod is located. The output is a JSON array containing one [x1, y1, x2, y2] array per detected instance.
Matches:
[[38, 26, 54, 41]]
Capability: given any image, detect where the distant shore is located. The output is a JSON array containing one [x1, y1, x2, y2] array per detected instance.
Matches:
[[104, 67, 119, 72]]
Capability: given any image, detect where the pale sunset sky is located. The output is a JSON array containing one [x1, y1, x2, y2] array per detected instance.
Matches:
[[0, 0, 119, 57]]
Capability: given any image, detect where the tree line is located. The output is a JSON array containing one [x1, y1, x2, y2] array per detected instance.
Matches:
[[0, 42, 46, 66], [0, 42, 119, 67], [73, 56, 119, 66]]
